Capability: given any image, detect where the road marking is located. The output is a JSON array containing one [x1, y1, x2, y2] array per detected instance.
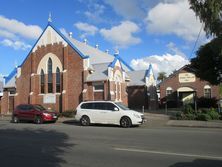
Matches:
[[114, 147, 222, 160]]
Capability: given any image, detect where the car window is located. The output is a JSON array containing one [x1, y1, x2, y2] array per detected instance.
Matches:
[[81, 103, 94, 109], [115, 102, 129, 110], [104, 103, 116, 111], [94, 103, 105, 110]]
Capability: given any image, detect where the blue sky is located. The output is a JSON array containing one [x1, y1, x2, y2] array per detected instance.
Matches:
[[0, 0, 208, 80]]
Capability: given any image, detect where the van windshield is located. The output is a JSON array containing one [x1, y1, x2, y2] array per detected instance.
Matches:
[[115, 102, 129, 110]]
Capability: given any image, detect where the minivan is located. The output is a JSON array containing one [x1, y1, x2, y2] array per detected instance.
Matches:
[[75, 101, 145, 128], [12, 104, 58, 124]]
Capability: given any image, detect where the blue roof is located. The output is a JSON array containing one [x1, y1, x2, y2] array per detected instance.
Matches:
[[108, 53, 133, 71], [145, 64, 155, 79], [4, 67, 17, 84], [18, 21, 132, 73]]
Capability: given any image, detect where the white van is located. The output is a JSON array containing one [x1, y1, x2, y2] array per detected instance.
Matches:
[[75, 101, 145, 128]]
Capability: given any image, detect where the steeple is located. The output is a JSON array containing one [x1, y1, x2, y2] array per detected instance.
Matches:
[[145, 64, 156, 86]]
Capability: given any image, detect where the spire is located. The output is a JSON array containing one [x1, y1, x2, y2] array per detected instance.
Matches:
[[48, 12, 52, 23]]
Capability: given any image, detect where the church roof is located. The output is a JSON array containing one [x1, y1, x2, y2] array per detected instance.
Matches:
[[4, 67, 17, 88], [19, 22, 133, 72], [86, 63, 109, 82], [127, 70, 146, 86]]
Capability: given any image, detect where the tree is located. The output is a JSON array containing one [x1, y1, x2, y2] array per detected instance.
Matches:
[[157, 72, 167, 82], [190, 37, 222, 85], [189, 0, 222, 37], [188, 0, 222, 86]]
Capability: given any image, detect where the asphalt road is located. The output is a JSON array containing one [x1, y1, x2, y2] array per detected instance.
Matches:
[[0, 120, 222, 167]]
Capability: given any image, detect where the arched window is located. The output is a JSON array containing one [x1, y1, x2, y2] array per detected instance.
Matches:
[[166, 87, 173, 96], [40, 69, 45, 93], [56, 67, 61, 93], [204, 85, 211, 98], [48, 58, 53, 93]]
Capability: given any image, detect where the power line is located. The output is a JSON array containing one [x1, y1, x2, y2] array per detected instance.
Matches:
[[189, 23, 204, 60]]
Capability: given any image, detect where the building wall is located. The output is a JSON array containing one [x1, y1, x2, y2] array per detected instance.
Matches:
[[15, 43, 84, 112], [127, 86, 147, 109], [159, 68, 220, 106], [1, 91, 15, 114]]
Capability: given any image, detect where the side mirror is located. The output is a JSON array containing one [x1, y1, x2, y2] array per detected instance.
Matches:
[[113, 107, 119, 111]]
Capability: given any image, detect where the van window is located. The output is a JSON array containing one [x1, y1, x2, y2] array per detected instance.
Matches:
[[81, 103, 94, 109]]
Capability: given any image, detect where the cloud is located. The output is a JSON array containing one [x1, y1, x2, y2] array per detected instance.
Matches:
[[130, 53, 190, 76], [74, 22, 98, 38], [0, 39, 31, 50], [145, 0, 204, 41], [60, 28, 69, 36], [166, 42, 186, 58], [104, 0, 158, 20], [100, 21, 141, 48], [84, 3, 105, 23], [0, 15, 42, 39], [0, 29, 17, 39]]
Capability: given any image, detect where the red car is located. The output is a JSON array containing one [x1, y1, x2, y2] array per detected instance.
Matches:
[[12, 104, 58, 124]]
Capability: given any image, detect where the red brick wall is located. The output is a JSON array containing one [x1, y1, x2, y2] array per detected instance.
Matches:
[[1, 91, 15, 114], [15, 43, 84, 112], [159, 69, 220, 101]]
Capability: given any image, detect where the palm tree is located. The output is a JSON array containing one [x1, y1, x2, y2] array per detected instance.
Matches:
[[157, 72, 167, 82]]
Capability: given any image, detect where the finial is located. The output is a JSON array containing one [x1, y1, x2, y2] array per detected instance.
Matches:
[[114, 48, 119, 56], [48, 12, 52, 23]]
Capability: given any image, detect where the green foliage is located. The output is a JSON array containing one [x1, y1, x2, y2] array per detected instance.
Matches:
[[197, 97, 218, 108], [208, 108, 220, 120], [189, 0, 222, 37], [190, 37, 222, 85], [182, 104, 194, 114], [196, 113, 212, 121], [178, 104, 220, 121], [157, 72, 167, 82]]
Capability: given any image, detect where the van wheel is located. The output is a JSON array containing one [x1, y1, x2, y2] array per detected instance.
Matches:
[[35, 116, 42, 124], [120, 117, 132, 128], [12, 116, 19, 123], [80, 116, 90, 126]]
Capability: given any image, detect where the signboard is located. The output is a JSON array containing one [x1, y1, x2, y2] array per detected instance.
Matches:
[[179, 73, 196, 83], [43, 94, 56, 104]]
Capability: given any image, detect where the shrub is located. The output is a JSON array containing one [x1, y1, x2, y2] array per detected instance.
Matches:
[[197, 97, 217, 108], [185, 113, 196, 120], [196, 113, 212, 121], [208, 109, 220, 120], [182, 104, 195, 114]]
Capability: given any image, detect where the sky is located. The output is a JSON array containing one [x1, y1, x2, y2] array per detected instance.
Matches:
[[0, 0, 209, 81]]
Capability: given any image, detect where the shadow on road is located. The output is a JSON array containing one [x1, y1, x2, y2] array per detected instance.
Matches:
[[0, 128, 74, 167], [169, 159, 222, 167], [62, 120, 140, 128]]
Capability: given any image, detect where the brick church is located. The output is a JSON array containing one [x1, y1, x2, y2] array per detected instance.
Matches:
[[1, 20, 157, 113]]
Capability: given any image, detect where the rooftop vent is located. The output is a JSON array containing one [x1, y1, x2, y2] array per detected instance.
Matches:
[[69, 32, 73, 38], [95, 44, 99, 49], [83, 38, 87, 44]]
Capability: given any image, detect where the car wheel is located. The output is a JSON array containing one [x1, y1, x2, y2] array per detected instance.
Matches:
[[12, 116, 19, 123], [120, 116, 132, 128], [34, 116, 42, 124], [80, 116, 90, 126]]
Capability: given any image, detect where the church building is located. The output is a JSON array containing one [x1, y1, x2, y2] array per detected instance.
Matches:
[[1, 20, 157, 113]]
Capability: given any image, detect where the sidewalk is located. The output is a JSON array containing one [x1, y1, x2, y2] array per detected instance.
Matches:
[[1, 113, 222, 128]]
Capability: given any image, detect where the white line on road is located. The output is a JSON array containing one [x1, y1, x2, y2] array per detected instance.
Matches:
[[114, 148, 222, 160]]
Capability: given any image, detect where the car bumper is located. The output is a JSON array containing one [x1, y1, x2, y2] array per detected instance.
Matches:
[[42, 115, 58, 122]]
